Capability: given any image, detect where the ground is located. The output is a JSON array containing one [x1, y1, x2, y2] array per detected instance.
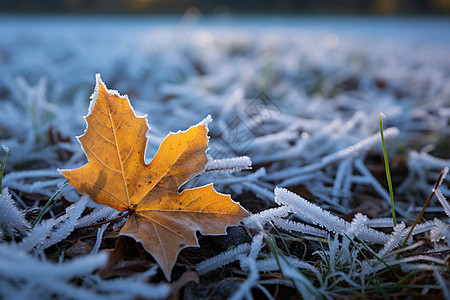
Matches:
[[1, 16, 450, 299]]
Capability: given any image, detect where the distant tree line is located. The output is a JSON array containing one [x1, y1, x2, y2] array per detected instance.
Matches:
[[1, 0, 449, 15]]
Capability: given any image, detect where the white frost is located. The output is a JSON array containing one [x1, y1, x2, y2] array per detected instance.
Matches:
[[0, 188, 29, 237]]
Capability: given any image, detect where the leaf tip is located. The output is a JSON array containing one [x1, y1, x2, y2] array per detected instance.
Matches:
[[56, 168, 72, 178], [88, 73, 106, 114], [200, 115, 212, 128], [94, 73, 102, 85]]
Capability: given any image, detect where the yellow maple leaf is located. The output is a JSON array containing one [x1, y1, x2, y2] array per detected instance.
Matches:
[[59, 75, 249, 280]]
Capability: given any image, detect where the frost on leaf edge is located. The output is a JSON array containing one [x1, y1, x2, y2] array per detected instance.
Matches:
[[58, 74, 150, 173], [88, 73, 150, 131]]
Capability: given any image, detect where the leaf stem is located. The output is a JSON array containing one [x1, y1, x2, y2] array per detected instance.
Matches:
[[32, 181, 69, 228], [75, 210, 131, 230], [380, 113, 396, 227], [402, 169, 446, 248]]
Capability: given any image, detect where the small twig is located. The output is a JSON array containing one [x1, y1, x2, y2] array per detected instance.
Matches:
[[380, 113, 396, 227], [402, 169, 447, 248], [32, 181, 69, 228], [0, 145, 9, 193], [75, 210, 131, 230]]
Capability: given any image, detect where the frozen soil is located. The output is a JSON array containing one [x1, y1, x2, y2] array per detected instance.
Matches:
[[1, 16, 450, 299]]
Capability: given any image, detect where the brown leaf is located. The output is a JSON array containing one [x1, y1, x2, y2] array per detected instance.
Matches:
[[65, 240, 92, 258], [60, 75, 249, 280], [97, 236, 149, 279]]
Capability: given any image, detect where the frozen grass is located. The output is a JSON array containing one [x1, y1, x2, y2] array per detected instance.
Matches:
[[1, 16, 450, 299]]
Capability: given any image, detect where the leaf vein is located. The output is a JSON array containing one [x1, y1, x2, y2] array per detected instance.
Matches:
[[83, 142, 122, 173], [107, 103, 131, 207], [94, 103, 109, 116], [180, 194, 202, 209], [115, 100, 125, 130], [152, 222, 168, 265], [140, 214, 185, 239], [92, 112, 112, 130], [200, 198, 228, 211], [190, 214, 218, 232], [122, 122, 143, 166], [89, 123, 115, 145]]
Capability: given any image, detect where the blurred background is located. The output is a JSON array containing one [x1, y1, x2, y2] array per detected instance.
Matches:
[[1, 0, 450, 15], [1, 0, 449, 172]]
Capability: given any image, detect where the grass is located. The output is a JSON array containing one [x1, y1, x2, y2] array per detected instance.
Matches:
[[380, 113, 396, 227], [2, 86, 448, 299], [265, 234, 324, 299], [31, 181, 69, 228]]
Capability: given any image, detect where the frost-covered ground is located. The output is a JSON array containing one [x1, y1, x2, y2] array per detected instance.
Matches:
[[1, 16, 450, 299]]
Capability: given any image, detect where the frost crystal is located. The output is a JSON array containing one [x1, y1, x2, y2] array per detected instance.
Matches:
[[0, 188, 29, 237], [275, 187, 349, 233], [0, 246, 169, 300], [430, 218, 450, 244], [206, 156, 252, 171], [1, 145, 9, 153], [436, 189, 450, 218], [21, 195, 89, 252], [197, 242, 251, 274]]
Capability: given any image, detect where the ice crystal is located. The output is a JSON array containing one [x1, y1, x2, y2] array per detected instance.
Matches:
[[0, 188, 29, 237]]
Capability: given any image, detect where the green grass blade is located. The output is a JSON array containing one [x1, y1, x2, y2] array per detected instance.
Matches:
[[32, 181, 69, 228], [380, 113, 396, 227], [351, 235, 400, 280], [269, 221, 291, 255]]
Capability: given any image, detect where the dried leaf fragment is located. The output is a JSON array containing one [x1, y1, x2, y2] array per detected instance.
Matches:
[[59, 74, 248, 280]]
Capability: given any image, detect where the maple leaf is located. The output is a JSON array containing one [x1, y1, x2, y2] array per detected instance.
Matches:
[[59, 74, 249, 280]]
